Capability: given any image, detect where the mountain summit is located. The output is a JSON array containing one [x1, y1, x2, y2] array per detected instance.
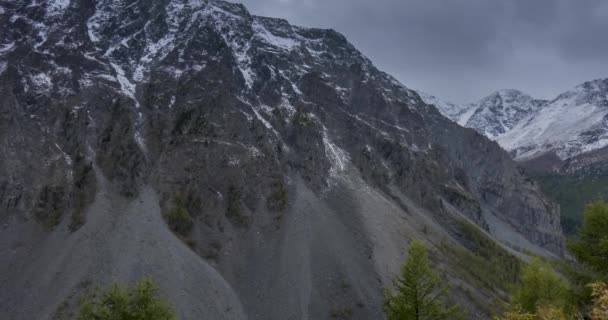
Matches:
[[466, 89, 547, 140], [498, 79, 608, 160], [424, 79, 608, 162], [0, 1, 562, 319], [421, 89, 547, 140]]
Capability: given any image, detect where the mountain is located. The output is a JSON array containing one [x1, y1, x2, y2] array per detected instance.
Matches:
[[420, 89, 547, 140], [0, 1, 562, 319], [424, 79, 608, 162], [421, 80, 608, 234], [500, 79, 608, 233], [416, 91, 475, 126], [466, 90, 547, 140], [498, 79, 608, 161]]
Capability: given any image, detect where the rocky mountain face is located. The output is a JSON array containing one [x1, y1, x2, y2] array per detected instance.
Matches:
[[0, 0, 563, 319], [422, 79, 608, 234]]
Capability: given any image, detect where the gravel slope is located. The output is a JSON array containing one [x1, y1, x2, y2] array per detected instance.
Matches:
[[0, 170, 245, 320]]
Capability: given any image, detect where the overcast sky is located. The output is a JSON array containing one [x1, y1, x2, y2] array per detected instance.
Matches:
[[238, 0, 607, 103]]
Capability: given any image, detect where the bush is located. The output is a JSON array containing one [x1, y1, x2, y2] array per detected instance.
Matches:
[[165, 194, 193, 238], [34, 186, 65, 230], [226, 186, 248, 226], [266, 181, 288, 212], [590, 282, 608, 320], [79, 278, 175, 320], [166, 205, 193, 237], [494, 305, 567, 320]]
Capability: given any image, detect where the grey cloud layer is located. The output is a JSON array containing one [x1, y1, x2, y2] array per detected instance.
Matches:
[[239, 0, 607, 103]]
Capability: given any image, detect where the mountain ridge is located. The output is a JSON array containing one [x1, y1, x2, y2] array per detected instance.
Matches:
[[420, 78, 608, 162], [0, 1, 562, 319], [421, 78, 608, 234]]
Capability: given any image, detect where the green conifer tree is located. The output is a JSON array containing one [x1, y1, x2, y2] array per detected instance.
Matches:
[[509, 258, 569, 313], [384, 240, 463, 320], [568, 201, 608, 274]]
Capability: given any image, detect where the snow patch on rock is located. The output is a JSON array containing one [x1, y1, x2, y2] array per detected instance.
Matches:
[[110, 63, 139, 108], [31, 73, 52, 91], [322, 128, 350, 178], [46, 0, 70, 16], [252, 20, 298, 50]]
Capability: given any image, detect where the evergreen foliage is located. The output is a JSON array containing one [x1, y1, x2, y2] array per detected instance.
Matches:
[[384, 240, 464, 320], [568, 201, 608, 274], [508, 258, 569, 313]]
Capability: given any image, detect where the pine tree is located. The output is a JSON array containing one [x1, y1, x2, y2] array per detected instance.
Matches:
[[568, 201, 608, 274], [495, 258, 572, 319], [384, 240, 463, 320], [510, 258, 569, 313]]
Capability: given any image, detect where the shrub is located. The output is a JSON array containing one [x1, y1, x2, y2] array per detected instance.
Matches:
[[590, 282, 608, 320], [494, 305, 567, 320], [266, 180, 288, 212], [79, 278, 175, 320], [166, 204, 193, 238], [226, 186, 248, 226]]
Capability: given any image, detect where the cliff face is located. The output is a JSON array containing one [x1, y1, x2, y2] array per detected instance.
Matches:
[[0, 1, 562, 319]]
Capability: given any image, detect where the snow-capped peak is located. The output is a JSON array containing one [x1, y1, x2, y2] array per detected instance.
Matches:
[[498, 78, 608, 160], [421, 79, 608, 161], [417, 88, 545, 135], [465, 89, 547, 139]]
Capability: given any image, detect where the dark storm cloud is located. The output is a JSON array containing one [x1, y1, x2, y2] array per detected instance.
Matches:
[[239, 0, 608, 103]]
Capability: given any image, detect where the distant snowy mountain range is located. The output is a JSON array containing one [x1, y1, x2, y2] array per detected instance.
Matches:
[[419, 78, 608, 162]]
